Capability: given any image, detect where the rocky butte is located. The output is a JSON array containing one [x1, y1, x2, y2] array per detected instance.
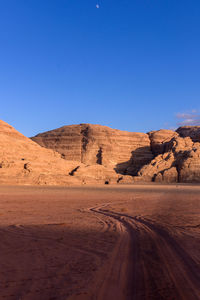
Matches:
[[32, 123, 200, 184], [31, 124, 153, 175], [0, 120, 200, 185]]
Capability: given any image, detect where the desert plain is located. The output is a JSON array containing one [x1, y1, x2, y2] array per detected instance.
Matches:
[[0, 184, 199, 300]]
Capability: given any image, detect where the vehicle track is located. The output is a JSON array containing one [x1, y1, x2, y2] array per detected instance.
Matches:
[[90, 204, 200, 300]]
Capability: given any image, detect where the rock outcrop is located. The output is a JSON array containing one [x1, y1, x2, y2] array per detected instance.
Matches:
[[176, 126, 200, 143], [69, 164, 121, 184], [135, 135, 200, 183], [0, 120, 82, 185], [0, 121, 134, 185], [148, 129, 178, 155], [178, 143, 200, 183], [1, 120, 200, 185], [137, 152, 176, 182], [32, 124, 153, 176], [31, 124, 200, 184]]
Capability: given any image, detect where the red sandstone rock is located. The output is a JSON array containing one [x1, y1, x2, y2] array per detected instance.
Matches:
[[1, 120, 200, 184], [148, 129, 178, 156], [70, 164, 121, 184], [178, 145, 200, 183], [155, 167, 178, 183], [176, 126, 200, 143], [137, 152, 175, 182], [0, 120, 81, 185], [135, 136, 200, 183], [32, 124, 153, 176]]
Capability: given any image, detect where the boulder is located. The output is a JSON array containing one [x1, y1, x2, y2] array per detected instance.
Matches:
[[155, 167, 178, 183]]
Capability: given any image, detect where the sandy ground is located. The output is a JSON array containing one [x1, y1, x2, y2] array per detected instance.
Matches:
[[0, 185, 199, 300]]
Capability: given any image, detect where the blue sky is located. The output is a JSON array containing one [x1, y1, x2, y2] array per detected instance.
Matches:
[[0, 0, 200, 136]]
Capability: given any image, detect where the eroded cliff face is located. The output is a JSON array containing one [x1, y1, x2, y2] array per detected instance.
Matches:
[[176, 126, 200, 143], [0, 121, 133, 185], [31, 124, 200, 183], [148, 129, 178, 156], [31, 124, 153, 176], [0, 120, 82, 185], [1, 120, 200, 185], [135, 136, 200, 183]]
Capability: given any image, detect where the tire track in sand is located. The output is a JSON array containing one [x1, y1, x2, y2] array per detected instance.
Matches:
[[89, 205, 200, 300]]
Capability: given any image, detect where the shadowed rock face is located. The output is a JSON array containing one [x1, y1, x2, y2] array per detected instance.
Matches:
[[135, 136, 200, 183], [31, 124, 153, 175], [148, 129, 178, 156], [176, 126, 200, 143]]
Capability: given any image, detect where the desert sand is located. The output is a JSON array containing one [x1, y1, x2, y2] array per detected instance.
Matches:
[[0, 184, 199, 300]]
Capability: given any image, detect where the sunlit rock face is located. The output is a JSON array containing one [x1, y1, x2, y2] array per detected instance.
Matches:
[[31, 124, 153, 176], [31, 124, 200, 183], [0, 120, 81, 185]]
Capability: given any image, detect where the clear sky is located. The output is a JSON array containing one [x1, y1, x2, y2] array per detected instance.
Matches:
[[1, 0, 200, 136]]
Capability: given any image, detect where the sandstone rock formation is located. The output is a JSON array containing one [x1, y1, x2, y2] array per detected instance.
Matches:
[[148, 129, 178, 155], [0, 121, 134, 185], [135, 135, 200, 183], [70, 164, 120, 184], [32, 124, 153, 176], [176, 126, 200, 142], [31, 124, 200, 184], [137, 152, 176, 182], [0, 120, 82, 185], [155, 167, 178, 183], [1, 120, 200, 185], [178, 143, 200, 183]]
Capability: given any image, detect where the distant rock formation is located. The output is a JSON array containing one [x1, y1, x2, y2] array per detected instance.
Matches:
[[31, 124, 153, 176], [1, 120, 200, 185], [0, 120, 82, 185], [176, 126, 200, 143], [31, 123, 200, 184], [135, 136, 200, 183], [0, 121, 130, 185]]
